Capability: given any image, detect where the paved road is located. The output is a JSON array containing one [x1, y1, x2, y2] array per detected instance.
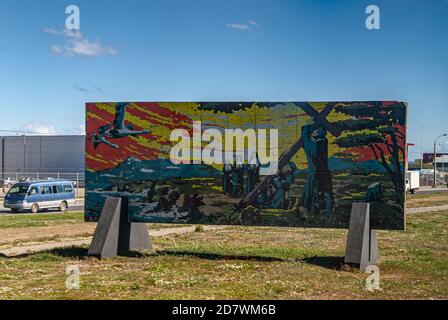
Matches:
[[415, 187, 448, 193], [0, 204, 84, 215]]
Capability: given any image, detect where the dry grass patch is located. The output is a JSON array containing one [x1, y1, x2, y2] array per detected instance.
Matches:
[[406, 192, 448, 208], [0, 211, 447, 300]]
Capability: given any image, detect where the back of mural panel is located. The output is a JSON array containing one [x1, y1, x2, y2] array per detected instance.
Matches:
[[85, 102, 407, 230]]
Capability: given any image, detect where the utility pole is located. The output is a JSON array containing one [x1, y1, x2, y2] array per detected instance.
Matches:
[[406, 143, 415, 171], [420, 126, 423, 171], [76, 171, 80, 198], [433, 134, 447, 188], [442, 142, 448, 183], [23, 134, 26, 176], [442, 143, 445, 176]]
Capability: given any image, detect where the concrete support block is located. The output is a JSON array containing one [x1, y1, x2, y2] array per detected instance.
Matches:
[[88, 197, 152, 259], [344, 202, 379, 271]]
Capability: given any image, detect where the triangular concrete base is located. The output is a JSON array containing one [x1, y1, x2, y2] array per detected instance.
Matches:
[[344, 202, 379, 271], [88, 197, 152, 259]]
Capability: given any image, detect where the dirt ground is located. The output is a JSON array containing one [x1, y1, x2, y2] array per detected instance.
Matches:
[[0, 192, 446, 251], [0, 210, 447, 299], [0, 223, 96, 249]]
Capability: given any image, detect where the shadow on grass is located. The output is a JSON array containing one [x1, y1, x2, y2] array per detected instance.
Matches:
[[159, 250, 285, 262], [43, 247, 151, 259], [3, 246, 152, 260], [7, 247, 346, 270], [159, 250, 346, 270], [40, 246, 89, 259], [301, 256, 346, 270]]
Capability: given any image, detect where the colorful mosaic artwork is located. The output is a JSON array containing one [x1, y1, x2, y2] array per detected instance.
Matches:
[[85, 102, 407, 230]]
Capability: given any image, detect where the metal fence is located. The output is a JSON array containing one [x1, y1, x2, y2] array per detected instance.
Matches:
[[420, 174, 448, 187], [2, 171, 446, 190], [1, 171, 85, 187]]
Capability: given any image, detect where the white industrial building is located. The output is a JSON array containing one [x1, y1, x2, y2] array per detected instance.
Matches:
[[434, 154, 448, 172]]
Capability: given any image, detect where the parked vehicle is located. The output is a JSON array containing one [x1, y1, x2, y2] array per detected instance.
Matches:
[[0, 177, 18, 188], [406, 171, 420, 194], [3, 180, 76, 213]]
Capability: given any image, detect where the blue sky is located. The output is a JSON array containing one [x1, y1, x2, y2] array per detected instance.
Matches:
[[0, 0, 447, 160]]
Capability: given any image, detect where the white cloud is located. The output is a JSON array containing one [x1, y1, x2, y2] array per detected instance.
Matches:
[[62, 125, 85, 135], [43, 27, 62, 36], [64, 30, 83, 40], [249, 20, 260, 27], [227, 23, 251, 31], [50, 45, 63, 56], [69, 38, 118, 57], [56, 125, 86, 135], [21, 123, 58, 135], [44, 28, 118, 58], [19, 123, 85, 136], [226, 20, 261, 32]]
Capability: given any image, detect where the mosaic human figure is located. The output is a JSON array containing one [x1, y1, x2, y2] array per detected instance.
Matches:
[[365, 182, 383, 202], [269, 161, 296, 209], [235, 158, 245, 194], [222, 161, 233, 194], [301, 123, 334, 215], [256, 189, 266, 208], [229, 156, 243, 195], [246, 152, 261, 194], [230, 160, 239, 195]]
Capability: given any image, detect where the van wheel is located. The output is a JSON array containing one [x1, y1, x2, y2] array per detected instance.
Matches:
[[31, 203, 39, 214], [59, 201, 67, 212]]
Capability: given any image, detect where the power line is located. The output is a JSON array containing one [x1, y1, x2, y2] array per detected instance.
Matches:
[[0, 112, 83, 120], [0, 129, 42, 135]]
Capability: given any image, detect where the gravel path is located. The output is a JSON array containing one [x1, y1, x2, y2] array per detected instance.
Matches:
[[406, 204, 448, 214], [1, 203, 447, 258], [0, 225, 226, 258]]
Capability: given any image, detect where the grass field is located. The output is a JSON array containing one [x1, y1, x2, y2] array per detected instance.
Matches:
[[406, 192, 448, 208], [0, 211, 84, 229], [0, 193, 447, 299]]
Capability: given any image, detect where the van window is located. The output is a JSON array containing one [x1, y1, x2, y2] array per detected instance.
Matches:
[[64, 184, 73, 193], [8, 186, 28, 194], [28, 187, 39, 195], [52, 185, 59, 194], [41, 186, 52, 195], [57, 185, 64, 193]]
